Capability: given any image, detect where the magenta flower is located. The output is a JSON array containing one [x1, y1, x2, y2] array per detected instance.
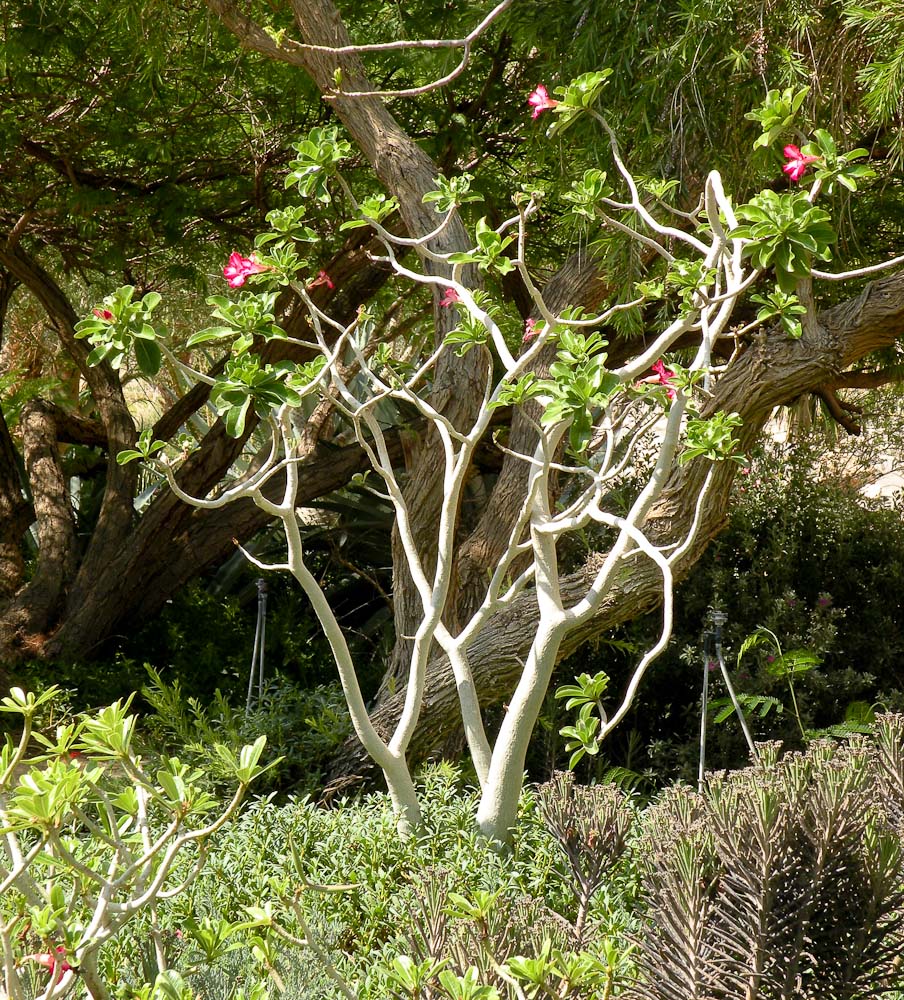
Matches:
[[307, 269, 335, 291], [528, 85, 559, 119], [21, 946, 71, 976], [439, 287, 460, 308], [223, 252, 269, 288], [93, 308, 114, 322], [522, 317, 541, 342], [782, 145, 820, 183], [639, 359, 677, 399]]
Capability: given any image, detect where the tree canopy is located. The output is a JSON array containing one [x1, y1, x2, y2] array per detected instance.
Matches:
[[2, 0, 904, 788]]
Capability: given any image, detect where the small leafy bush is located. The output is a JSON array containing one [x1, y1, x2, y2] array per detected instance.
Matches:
[[140, 667, 351, 795], [0, 687, 272, 1000]]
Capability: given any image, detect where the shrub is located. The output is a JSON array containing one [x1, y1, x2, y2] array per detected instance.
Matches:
[[630, 715, 904, 999]]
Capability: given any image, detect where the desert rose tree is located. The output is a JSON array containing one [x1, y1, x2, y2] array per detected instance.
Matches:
[[72, 63, 889, 841]]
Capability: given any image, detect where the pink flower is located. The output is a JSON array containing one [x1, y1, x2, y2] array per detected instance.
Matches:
[[639, 359, 676, 399], [307, 270, 335, 291], [439, 287, 460, 308], [782, 145, 820, 183], [93, 308, 114, 321], [21, 946, 71, 975], [528, 85, 559, 119], [522, 317, 541, 342], [223, 252, 269, 288]]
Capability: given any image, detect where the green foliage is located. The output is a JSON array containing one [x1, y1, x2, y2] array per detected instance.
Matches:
[[210, 356, 302, 438], [750, 287, 807, 339], [188, 292, 285, 352], [545, 69, 613, 136], [448, 218, 516, 276], [680, 411, 743, 464], [562, 169, 612, 222], [555, 671, 610, 768], [74, 286, 163, 375], [586, 437, 904, 783], [711, 693, 783, 725], [255, 205, 318, 248], [804, 128, 875, 194], [537, 331, 619, 455], [117, 427, 167, 466], [339, 193, 400, 231], [140, 667, 351, 796], [443, 290, 498, 356], [0, 687, 265, 1000], [731, 191, 836, 292], [7, 708, 904, 999], [422, 173, 483, 215], [284, 126, 352, 203], [745, 86, 810, 148]]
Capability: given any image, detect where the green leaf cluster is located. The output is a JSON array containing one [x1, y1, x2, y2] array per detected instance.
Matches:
[[562, 169, 612, 222], [210, 356, 302, 437], [745, 86, 810, 148], [448, 218, 515, 275], [731, 191, 836, 292], [75, 286, 163, 375], [285, 126, 352, 203], [750, 288, 807, 339], [188, 292, 285, 354], [423, 173, 483, 215], [680, 411, 743, 465], [537, 331, 620, 455]]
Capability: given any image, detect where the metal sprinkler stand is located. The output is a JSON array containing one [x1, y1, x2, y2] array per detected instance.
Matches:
[[246, 578, 268, 715], [698, 607, 757, 791]]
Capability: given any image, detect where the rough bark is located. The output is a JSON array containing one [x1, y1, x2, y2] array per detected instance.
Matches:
[[325, 269, 904, 783], [0, 246, 139, 644], [0, 404, 29, 601], [0, 270, 31, 602], [0, 400, 80, 649]]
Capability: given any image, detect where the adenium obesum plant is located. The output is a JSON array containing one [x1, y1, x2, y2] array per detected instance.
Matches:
[[20, 946, 72, 977], [307, 268, 334, 290], [638, 359, 677, 400], [74, 73, 877, 844], [0, 687, 273, 1000]]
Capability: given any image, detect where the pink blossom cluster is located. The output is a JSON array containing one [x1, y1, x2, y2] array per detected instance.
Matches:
[[782, 144, 820, 182], [638, 359, 676, 400], [527, 85, 559, 119], [222, 252, 270, 288]]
